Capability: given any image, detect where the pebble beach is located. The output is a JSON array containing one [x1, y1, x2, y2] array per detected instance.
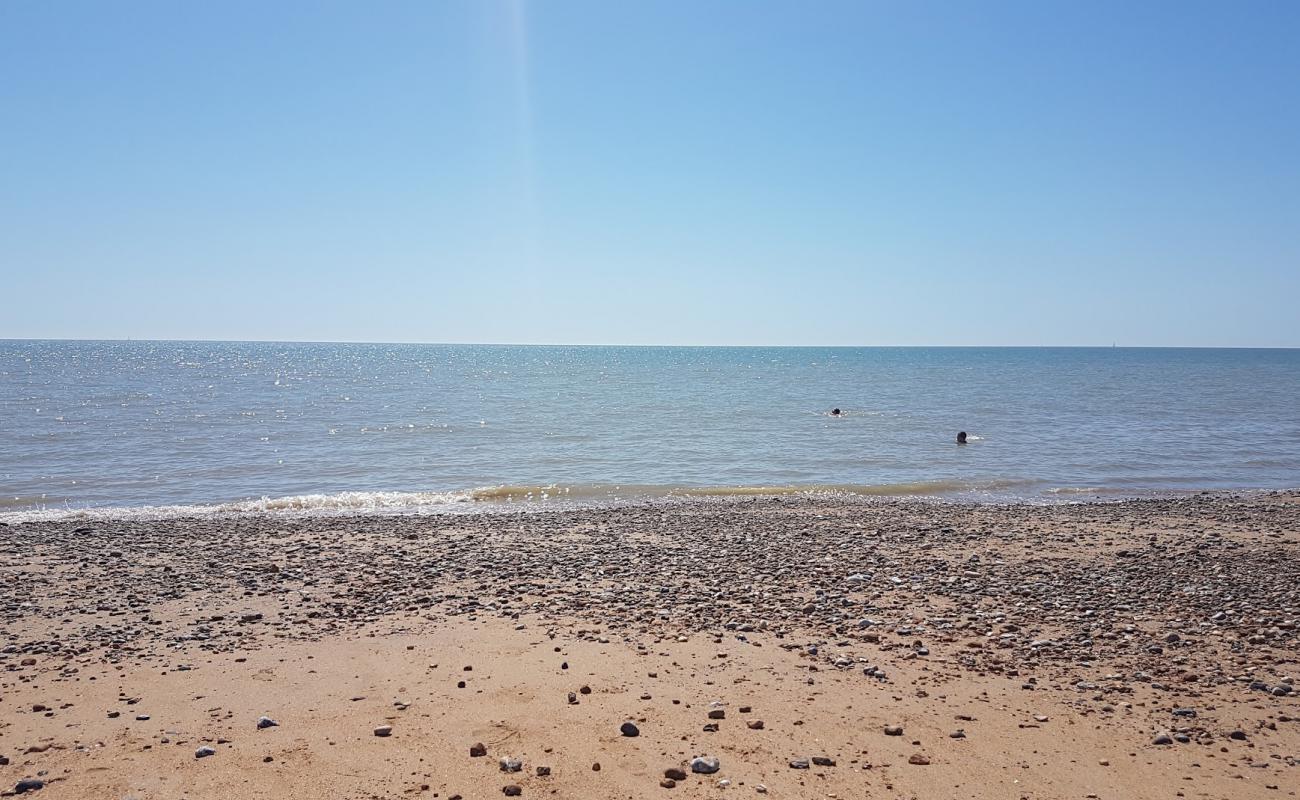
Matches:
[[2, 492, 1298, 798]]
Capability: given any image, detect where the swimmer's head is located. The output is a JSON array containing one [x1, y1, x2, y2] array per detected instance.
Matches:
[[831, 408, 841, 416], [956, 431, 968, 444]]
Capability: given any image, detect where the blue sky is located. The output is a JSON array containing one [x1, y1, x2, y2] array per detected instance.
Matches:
[[2, 1, 1297, 346]]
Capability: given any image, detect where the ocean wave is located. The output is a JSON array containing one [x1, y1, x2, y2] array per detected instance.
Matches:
[[0, 489, 477, 523], [0, 479, 1059, 523], [467, 485, 574, 501], [0, 494, 64, 510], [221, 490, 477, 512], [1043, 484, 1235, 497]]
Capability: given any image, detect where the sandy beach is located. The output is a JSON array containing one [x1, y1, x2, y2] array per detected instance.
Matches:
[[2, 492, 1298, 799]]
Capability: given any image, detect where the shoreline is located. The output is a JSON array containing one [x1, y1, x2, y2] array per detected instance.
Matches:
[[2, 491, 1298, 798], [4, 483, 1299, 525]]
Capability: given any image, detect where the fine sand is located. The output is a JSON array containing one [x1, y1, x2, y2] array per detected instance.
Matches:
[[2, 492, 1298, 799]]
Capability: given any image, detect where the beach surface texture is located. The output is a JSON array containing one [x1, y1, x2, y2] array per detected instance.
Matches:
[[2, 492, 1298, 798]]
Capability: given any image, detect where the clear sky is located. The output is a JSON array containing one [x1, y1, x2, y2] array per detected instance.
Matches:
[[2, 1, 1297, 346]]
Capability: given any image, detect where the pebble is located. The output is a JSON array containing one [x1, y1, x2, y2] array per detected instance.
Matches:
[[195, 746, 216, 759], [374, 725, 393, 737], [499, 757, 522, 772], [691, 756, 721, 774], [620, 721, 640, 737], [257, 716, 278, 729], [470, 742, 487, 757], [4, 492, 1299, 796]]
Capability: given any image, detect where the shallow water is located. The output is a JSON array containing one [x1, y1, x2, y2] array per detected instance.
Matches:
[[1, 342, 1298, 517]]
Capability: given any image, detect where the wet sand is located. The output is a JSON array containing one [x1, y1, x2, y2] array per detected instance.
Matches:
[[2, 492, 1298, 798]]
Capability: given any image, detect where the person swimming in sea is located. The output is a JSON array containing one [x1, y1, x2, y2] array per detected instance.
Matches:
[[830, 408, 842, 417], [956, 431, 968, 444]]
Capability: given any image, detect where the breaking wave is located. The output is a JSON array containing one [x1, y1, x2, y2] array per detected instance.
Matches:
[[0, 478, 1168, 523], [1, 489, 478, 523]]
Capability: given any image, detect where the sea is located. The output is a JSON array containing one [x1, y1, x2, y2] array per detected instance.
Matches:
[[2, 341, 1298, 520]]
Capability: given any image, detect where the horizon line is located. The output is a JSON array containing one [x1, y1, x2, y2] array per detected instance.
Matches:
[[2, 337, 1299, 350]]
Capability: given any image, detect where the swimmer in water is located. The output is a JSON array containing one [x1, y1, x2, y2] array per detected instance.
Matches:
[[957, 431, 968, 444], [830, 408, 842, 417]]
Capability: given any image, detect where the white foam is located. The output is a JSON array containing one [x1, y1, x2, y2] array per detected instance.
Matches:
[[0, 489, 478, 523], [0, 478, 1152, 524]]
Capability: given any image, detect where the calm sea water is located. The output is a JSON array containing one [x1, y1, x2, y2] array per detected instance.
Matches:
[[1, 341, 1298, 518]]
